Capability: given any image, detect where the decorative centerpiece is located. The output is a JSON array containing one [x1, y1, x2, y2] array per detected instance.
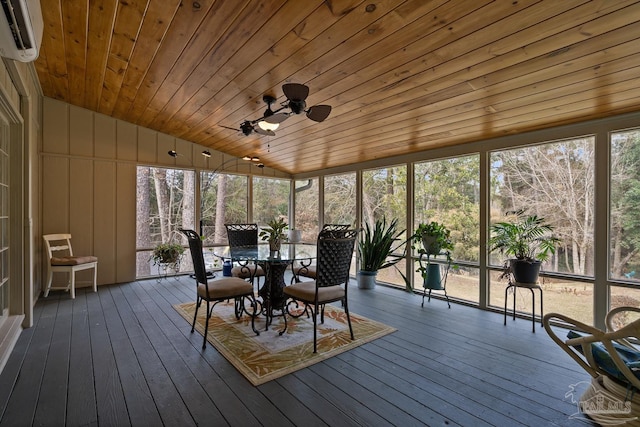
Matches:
[[260, 217, 288, 252]]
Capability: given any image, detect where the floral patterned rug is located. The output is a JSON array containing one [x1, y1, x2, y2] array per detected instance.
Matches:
[[173, 301, 396, 386]]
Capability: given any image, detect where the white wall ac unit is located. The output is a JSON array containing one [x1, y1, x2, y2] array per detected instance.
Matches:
[[0, 0, 43, 62]]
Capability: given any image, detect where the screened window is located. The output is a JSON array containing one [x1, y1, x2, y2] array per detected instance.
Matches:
[[324, 173, 356, 226], [294, 178, 319, 242], [489, 138, 595, 324], [414, 155, 480, 303], [610, 129, 640, 284], [136, 166, 195, 277], [362, 166, 407, 287], [253, 177, 290, 227], [200, 171, 248, 245]]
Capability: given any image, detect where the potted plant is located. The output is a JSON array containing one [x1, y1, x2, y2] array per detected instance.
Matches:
[[488, 209, 560, 283], [151, 242, 185, 272], [357, 216, 407, 289], [414, 221, 454, 258], [259, 217, 288, 251], [413, 221, 454, 289]]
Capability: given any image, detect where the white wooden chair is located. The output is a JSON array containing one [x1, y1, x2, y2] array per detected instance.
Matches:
[[43, 234, 98, 299]]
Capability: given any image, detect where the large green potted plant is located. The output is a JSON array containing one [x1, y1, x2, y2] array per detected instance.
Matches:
[[413, 221, 454, 289], [488, 209, 560, 283], [151, 242, 185, 272], [357, 216, 406, 289], [259, 217, 288, 251]]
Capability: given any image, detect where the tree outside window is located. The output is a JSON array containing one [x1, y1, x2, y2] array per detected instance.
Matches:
[[136, 166, 195, 277], [200, 171, 248, 245]]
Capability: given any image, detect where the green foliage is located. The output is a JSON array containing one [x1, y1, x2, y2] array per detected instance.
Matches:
[[413, 221, 454, 280], [489, 209, 560, 262], [413, 221, 454, 258], [414, 156, 480, 263], [259, 217, 288, 242], [358, 216, 406, 272], [151, 242, 184, 269]]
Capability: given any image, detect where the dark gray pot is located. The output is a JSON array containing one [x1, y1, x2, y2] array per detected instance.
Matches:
[[510, 259, 541, 283]]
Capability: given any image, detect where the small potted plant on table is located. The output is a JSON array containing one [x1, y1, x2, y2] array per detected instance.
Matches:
[[259, 217, 288, 252]]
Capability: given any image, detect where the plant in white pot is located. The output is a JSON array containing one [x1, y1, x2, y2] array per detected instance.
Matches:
[[259, 217, 288, 252], [488, 209, 560, 283], [357, 216, 407, 289]]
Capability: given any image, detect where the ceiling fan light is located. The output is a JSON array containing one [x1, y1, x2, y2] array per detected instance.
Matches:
[[258, 120, 279, 131]]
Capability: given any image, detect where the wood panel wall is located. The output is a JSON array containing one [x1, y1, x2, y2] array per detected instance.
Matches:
[[41, 97, 289, 287]]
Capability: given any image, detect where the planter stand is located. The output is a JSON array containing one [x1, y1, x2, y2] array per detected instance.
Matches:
[[418, 253, 451, 308], [504, 277, 543, 333]]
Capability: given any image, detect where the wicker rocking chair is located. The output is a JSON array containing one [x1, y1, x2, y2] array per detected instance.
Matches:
[[544, 307, 640, 426]]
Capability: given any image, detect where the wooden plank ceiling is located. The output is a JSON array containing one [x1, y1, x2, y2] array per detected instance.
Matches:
[[36, 0, 640, 175]]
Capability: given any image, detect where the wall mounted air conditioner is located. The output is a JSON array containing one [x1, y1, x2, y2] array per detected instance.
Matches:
[[0, 0, 43, 62]]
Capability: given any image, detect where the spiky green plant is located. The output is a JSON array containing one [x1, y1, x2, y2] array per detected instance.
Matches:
[[358, 217, 406, 272]]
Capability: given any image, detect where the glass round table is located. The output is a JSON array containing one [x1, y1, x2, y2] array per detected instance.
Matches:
[[212, 243, 316, 328]]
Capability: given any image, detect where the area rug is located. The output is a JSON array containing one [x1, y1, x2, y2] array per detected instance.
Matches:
[[173, 301, 396, 386]]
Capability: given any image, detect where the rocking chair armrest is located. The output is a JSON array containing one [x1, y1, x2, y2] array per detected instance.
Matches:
[[543, 313, 602, 379], [544, 312, 640, 390]]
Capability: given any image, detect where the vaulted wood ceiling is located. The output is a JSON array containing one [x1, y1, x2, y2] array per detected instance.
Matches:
[[36, 0, 640, 175]]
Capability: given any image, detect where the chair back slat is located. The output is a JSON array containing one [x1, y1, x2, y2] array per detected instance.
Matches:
[[316, 229, 357, 287], [181, 229, 208, 285], [225, 223, 259, 247], [321, 224, 350, 232], [43, 234, 74, 259]]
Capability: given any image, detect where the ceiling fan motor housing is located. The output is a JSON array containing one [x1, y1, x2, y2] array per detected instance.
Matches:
[[240, 121, 253, 135], [289, 99, 306, 114]]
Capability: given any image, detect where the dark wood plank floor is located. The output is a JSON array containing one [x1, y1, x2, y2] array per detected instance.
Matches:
[[0, 276, 596, 426]]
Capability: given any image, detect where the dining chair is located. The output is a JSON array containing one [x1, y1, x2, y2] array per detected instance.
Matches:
[[282, 228, 358, 352], [181, 229, 258, 349], [224, 223, 265, 289], [292, 224, 351, 283], [42, 233, 98, 299]]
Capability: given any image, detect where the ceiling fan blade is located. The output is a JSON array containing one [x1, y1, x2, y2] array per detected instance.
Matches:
[[254, 127, 275, 136], [263, 112, 290, 124], [219, 124, 240, 131], [306, 105, 332, 122], [282, 83, 309, 101]]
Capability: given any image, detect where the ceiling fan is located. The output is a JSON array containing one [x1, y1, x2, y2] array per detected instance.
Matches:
[[220, 83, 331, 137]]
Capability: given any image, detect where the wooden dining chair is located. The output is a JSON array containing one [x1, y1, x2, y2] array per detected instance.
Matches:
[[282, 229, 358, 352], [291, 224, 351, 283], [181, 229, 258, 349], [224, 223, 265, 289], [42, 233, 98, 299]]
